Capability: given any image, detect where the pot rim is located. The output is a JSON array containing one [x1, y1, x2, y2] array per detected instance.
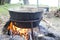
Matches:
[[8, 8, 43, 13]]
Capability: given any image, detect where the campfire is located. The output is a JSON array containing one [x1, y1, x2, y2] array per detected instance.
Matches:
[[3, 8, 43, 40], [7, 22, 30, 40]]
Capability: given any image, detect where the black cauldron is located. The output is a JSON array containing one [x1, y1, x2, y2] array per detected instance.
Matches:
[[9, 8, 43, 28]]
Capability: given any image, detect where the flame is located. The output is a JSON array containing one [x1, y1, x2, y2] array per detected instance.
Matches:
[[7, 22, 30, 40]]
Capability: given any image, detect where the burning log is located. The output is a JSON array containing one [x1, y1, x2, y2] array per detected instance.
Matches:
[[2, 20, 11, 35], [7, 22, 30, 40]]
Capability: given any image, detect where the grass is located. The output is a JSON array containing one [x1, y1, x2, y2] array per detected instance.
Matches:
[[0, 4, 21, 16]]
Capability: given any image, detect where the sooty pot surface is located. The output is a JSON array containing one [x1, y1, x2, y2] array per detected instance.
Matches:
[[9, 8, 43, 28]]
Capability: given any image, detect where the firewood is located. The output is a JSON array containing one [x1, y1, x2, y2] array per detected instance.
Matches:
[[42, 18, 56, 29]]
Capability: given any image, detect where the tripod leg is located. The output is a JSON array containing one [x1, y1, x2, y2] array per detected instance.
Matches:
[[31, 22, 34, 40], [9, 30, 14, 40]]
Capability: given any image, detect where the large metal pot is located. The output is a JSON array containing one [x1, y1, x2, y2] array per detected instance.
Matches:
[[9, 8, 43, 21], [9, 8, 43, 28]]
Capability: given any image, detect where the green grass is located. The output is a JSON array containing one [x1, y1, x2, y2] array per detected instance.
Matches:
[[0, 4, 21, 16]]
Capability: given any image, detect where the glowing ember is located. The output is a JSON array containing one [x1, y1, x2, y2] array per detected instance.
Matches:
[[7, 22, 30, 40]]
